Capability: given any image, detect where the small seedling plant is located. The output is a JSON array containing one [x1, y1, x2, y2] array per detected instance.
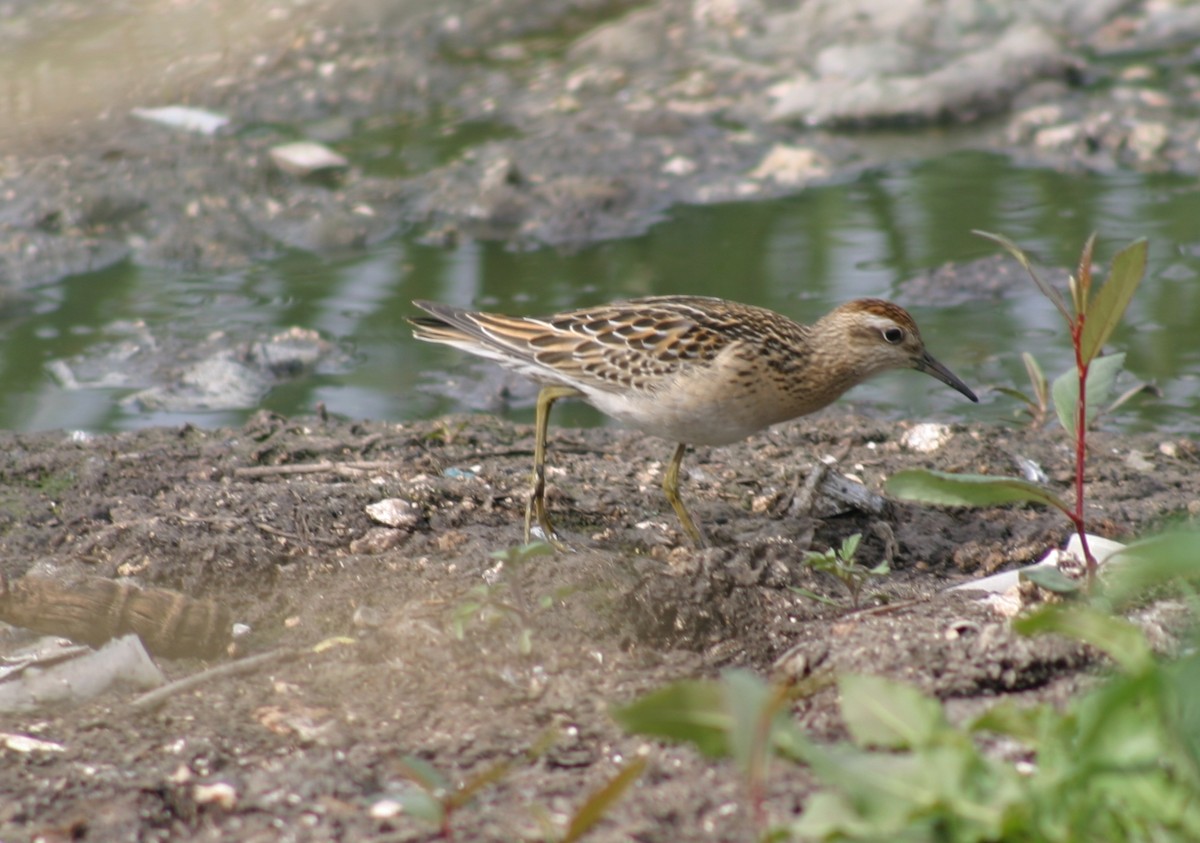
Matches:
[[795, 533, 889, 607], [886, 232, 1148, 584], [450, 541, 556, 654]]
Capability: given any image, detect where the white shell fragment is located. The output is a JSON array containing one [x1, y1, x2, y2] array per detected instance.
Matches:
[[268, 141, 349, 176], [1, 732, 66, 753], [131, 105, 229, 135], [901, 422, 953, 453], [365, 498, 420, 529]]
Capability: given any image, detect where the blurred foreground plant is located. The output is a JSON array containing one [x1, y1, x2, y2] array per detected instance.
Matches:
[[616, 530, 1200, 841], [389, 729, 645, 842]]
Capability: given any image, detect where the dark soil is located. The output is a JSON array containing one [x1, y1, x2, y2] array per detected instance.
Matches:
[[1, 410, 1196, 841]]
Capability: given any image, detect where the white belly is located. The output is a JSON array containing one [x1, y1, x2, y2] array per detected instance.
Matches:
[[584, 386, 768, 446]]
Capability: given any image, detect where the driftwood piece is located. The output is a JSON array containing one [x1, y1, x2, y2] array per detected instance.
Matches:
[[0, 575, 231, 659]]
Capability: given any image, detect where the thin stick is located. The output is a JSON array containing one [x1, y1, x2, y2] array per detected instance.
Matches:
[[127, 648, 301, 715]]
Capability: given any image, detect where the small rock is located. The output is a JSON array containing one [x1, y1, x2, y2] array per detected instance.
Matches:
[[1, 732, 65, 753], [369, 798, 403, 820], [748, 145, 827, 185], [1125, 450, 1154, 472], [1126, 122, 1168, 162], [193, 781, 237, 809], [662, 155, 697, 176], [350, 527, 411, 554], [1034, 123, 1082, 149], [900, 422, 952, 453], [365, 499, 419, 529], [269, 141, 349, 177]]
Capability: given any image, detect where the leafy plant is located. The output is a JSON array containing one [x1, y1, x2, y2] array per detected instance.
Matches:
[[796, 533, 889, 607], [425, 419, 469, 444], [887, 232, 1148, 581]]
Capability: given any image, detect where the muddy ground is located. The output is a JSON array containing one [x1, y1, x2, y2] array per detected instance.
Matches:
[[1, 410, 1197, 841], [2, 0, 1200, 840]]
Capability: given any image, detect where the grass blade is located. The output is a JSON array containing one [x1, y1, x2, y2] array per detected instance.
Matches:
[[974, 229, 1072, 324], [561, 757, 646, 843], [1022, 351, 1047, 406]]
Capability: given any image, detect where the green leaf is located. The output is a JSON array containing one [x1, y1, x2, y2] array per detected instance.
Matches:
[[995, 386, 1036, 406], [561, 757, 646, 843], [1103, 530, 1200, 608], [395, 755, 449, 792], [1071, 233, 1097, 316], [974, 230, 1072, 325], [612, 679, 731, 757], [970, 699, 1052, 743], [840, 533, 861, 562], [1051, 353, 1126, 438], [1014, 604, 1153, 674], [723, 669, 773, 777], [1020, 565, 1083, 594], [393, 788, 445, 824], [1080, 239, 1148, 364], [839, 675, 945, 750], [886, 469, 1071, 514]]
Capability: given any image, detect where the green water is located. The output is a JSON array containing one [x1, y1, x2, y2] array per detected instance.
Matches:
[[4, 151, 1198, 435]]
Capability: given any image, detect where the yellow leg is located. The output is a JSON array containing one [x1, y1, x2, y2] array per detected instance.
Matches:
[[663, 442, 707, 548], [525, 385, 582, 549]]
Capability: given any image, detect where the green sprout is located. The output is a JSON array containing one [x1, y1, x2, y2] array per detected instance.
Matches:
[[795, 533, 889, 608]]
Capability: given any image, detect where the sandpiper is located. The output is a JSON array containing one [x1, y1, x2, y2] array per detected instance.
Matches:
[[410, 296, 977, 548]]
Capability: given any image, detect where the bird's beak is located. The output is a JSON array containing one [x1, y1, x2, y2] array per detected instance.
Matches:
[[916, 350, 978, 402]]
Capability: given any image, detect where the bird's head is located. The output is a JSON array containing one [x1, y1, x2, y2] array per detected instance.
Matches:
[[822, 299, 978, 402]]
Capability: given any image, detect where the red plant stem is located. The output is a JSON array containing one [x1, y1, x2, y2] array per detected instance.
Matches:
[[1072, 321, 1097, 578]]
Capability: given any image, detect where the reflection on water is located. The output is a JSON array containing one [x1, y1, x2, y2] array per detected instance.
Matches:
[[4, 151, 1200, 434]]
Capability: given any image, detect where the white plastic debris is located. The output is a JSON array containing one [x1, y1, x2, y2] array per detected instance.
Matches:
[[0, 634, 165, 713], [131, 106, 229, 135], [950, 533, 1127, 597]]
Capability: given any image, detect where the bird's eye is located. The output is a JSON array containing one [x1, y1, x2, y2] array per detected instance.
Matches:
[[883, 327, 905, 344]]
